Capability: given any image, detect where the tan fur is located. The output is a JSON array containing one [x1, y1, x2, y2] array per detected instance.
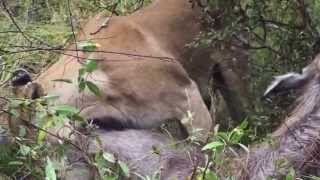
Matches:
[[35, 0, 212, 141]]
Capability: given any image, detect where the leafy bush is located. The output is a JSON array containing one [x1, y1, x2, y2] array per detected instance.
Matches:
[[197, 0, 320, 135]]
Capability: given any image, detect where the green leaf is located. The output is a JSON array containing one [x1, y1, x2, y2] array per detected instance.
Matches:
[[38, 129, 48, 144], [45, 157, 57, 180], [285, 168, 295, 180], [23, 100, 32, 106], [9, 109, 20, 118], [72, 114, 85, 122], [78, 68, 86, 77], [78, 78, 86, 92], [78, 41, 100, 52], [38, 117, 54, 144], [42, 95, 60, 101], [197, 170, 219, 180], [52, 105, 79, 115], [19, 126, 27, 137], [202, 141, 225, 151], [119, 161, 130, 177], [103, 152, 116, 163], [54, 115, 68, 128], [85, 59, 98, 73], [10, 99, 25, 108], [86, 81, 101, 97], [217, 132, 228, 142], [95, 151, 108, 176], [8, 161, 23, 166], [19, 145, 31, 156], [229, 129, 244, 144], [239, 120, 248, 129], [95, 136, 103, 148]]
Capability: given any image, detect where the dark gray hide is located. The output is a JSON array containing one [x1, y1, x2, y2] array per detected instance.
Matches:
[[242, 56, 320, 179], [65, 129, 203, 180]]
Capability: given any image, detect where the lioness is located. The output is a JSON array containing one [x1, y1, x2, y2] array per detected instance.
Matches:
[[11, 0, 212, 141]]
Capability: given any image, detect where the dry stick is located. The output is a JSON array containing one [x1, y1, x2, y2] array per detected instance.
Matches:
[[190, 158, 200, 180], [90, 16, 112, 35]]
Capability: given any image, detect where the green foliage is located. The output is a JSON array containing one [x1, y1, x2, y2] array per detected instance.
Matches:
[[198, 121, 251, 179], [45, 157, 56, 180], [285, 168, 296, 180], [78, 56, 102, 97], [1, 70, 127, 179], [203, 120, 250, 152], [197, 170, 220, 180], [199, 0, 320, 136], [94, 150, 130, 179], [95, 0, 152, 15], [78, 41, 101, 52]]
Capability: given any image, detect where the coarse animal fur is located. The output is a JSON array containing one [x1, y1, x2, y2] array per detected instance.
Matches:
[[240, 54, 320, 179], [64, 129, 203, 180]]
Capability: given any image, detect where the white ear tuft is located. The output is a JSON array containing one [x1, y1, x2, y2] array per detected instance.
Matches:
[[263, 72, 306, 97]]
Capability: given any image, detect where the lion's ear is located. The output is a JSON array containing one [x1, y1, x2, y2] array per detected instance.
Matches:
[[11, 69, 32, 87], [263, 67, 312, 97]]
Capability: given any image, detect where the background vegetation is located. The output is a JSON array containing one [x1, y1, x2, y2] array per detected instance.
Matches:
[[0, 0, 319, 179], [201, 0, 320, 136]]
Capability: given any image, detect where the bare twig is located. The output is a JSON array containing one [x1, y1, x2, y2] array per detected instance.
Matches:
[[0, 30, 19, 34], [0, 0, 33, 45], [66, 0, 81, 64], [201, 156, 210, 180], [90, 16, 112, 35], [2, 46, 175, 61], [262, 19, 303, 30]]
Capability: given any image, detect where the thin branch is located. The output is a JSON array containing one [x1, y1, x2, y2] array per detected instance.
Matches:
[[262, 19, 303, 30], [2, 46, 175, 61], [0, 0, 33, 45], [0, 30, 20, 34], [90, 16, 112, 35], [66, 0, 81, 64]]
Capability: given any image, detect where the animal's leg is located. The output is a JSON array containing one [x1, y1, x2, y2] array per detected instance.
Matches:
[[181, 81, 212, 142]]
